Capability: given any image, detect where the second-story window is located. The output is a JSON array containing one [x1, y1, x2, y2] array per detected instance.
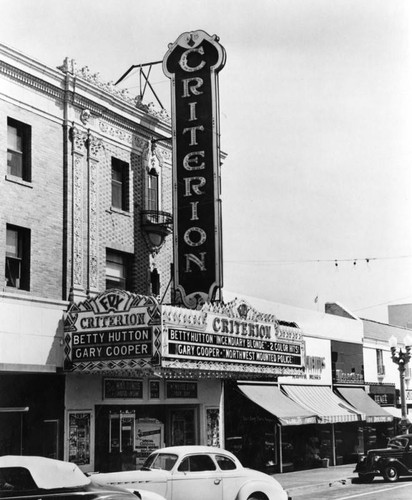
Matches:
[[5, 224, 31, 290], [7, 118, 32, 181], [106, 250, 131, 291], [111, 158, 129, 211]]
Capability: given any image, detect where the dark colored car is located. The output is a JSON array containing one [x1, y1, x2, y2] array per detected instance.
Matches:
[[355, 434, 412, 483], [0, 455, 152, 500]]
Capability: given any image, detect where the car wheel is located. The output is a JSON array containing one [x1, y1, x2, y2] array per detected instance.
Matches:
[[383, 465, 399, 482], [358, 474, 374, 483]]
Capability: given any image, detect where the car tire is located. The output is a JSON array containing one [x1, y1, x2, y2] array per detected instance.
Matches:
[[358, 474, 374, 483], [383, 465, 399, 482]]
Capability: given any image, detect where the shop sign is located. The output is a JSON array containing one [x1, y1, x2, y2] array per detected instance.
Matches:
[[166, 381, 198, 398], [334, 370, 364, 384], [104, 378, 143, 399], [64, 290, 161, 372], [163, 30, 226, 308], [367, 383, 396, 407], [161, 299, 305, 377]]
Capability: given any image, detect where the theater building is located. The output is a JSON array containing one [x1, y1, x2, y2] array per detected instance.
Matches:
[[63, 290, 306, 472], [0, 41, 173, 459]]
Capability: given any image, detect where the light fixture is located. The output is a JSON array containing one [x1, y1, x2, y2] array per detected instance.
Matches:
[[141, 210, 172, 254], [389, 335, 412, 434]]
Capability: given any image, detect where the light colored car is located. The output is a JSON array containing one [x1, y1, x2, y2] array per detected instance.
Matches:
[[91, 445, 290, 500], [0, 455, 163, 500]]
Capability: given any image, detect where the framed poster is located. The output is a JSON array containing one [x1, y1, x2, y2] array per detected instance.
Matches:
[[206, 407, 220, 447], [68, 412, 91, 466], [135, 418, 164, 467]]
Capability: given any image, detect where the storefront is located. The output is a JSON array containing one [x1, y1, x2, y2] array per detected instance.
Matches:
[[224, 336, 365, 472], [0, 373, 65, 458], [64, 290, 306, 472], [332, 340, 394, 454]]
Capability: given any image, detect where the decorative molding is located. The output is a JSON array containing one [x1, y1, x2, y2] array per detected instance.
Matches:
[[87, 134, 101, 292], [80, 108, 91, 125], [70, 127, 87, 154], [0, 60, 64, 100], [58, 57, 171, 123], [72, 155, 84, 288], [99, 120, 146, 149], [88, 134, 103, 160]]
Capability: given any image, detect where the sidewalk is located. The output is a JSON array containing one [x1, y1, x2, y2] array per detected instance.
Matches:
[[271, 463, 357, 497]]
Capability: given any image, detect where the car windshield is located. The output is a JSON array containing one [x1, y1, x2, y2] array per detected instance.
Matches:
[[388, 438, 408, 449], [141, 453, 178, 471]]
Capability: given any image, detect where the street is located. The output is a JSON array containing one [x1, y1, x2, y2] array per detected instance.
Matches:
[[291, 478, 412, 500]]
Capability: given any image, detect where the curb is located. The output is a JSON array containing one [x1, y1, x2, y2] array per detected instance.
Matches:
[[285, 476, 355, 497]]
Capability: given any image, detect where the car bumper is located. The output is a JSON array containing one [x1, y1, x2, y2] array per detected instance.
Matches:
[[354, 463, 379, 475]]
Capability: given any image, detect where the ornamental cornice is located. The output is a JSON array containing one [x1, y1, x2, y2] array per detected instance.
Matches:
[[162, 305, 207, 328], [58, 57, 171, 124], [0, 60, 64, 100], [99, 120, 146, 150]]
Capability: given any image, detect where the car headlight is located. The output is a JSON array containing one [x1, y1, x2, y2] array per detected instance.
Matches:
[[372, 455, 381, 463]]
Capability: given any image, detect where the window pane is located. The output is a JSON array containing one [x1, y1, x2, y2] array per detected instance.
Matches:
[[7, 119, 31, 182], [112, 181, 122, 208], [7, 151, 23, 177], [6, 229, 19, 257], [5, 257, 21, 288], [111, 159, 129, 211], [7, 124, 22, 152], [147, 174, 159, 211], [106, 251, 128, 290]]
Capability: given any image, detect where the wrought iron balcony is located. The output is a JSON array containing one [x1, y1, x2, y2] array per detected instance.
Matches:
[[141, 209, 173, 253]]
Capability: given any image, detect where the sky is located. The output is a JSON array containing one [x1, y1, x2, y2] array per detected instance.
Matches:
[[1, 0, 412, 323]]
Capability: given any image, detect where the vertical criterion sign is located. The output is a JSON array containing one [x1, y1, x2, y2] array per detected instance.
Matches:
[[163, 30, 226, 308]]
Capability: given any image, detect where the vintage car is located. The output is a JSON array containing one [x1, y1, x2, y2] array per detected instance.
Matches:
[[91, 445, 290, 500], [0, 455, 164, 500], [355, 434, 412, 483]]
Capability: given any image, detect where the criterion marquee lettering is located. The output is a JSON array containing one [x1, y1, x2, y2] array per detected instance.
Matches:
[[163, 30, 226, 307], [166, 328, 302, 367], [71, 327, 153, 361]]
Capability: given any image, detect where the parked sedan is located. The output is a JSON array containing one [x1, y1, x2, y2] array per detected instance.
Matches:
[[91, 445, 290, 500], [355, 434, 412, 482], [0, 455, 164, 500]]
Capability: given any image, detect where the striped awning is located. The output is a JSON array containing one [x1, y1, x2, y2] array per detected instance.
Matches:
[[238, 384, 318, 426], [282, 385, 364, 424], [336, 387, 393, 423]]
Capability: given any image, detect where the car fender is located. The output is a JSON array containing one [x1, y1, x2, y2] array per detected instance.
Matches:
[[127, 489, 166, 500], [379, 457, 409, 474], [235, 479, 288, 500]]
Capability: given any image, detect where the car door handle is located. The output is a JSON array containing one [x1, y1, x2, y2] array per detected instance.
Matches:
[[214, 479, 221, 485]]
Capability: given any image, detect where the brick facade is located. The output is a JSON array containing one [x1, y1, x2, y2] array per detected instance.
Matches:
[[0, 43, 173, 304]]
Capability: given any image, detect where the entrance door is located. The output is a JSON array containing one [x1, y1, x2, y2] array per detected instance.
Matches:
[[43, 419, 59, 459], [170, 409, 196, 446]]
